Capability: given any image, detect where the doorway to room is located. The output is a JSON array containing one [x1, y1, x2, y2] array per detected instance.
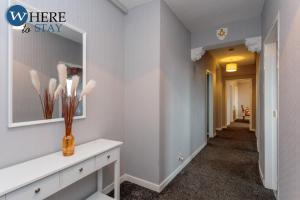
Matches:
[[207, 44, 257, 132], [206, 70, 214, 138], [225, 79, 252, 129]]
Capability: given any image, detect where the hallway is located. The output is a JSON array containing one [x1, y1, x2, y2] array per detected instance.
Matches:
[[114, 122, 275, 200]]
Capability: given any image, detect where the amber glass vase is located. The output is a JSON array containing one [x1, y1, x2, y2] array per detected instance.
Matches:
[[62, 126, 75, 156]]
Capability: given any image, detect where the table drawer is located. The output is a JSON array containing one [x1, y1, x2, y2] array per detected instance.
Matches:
[[96, 148, 119, 170], [60, 158, 95, 188], [6, 174, 59, 200]]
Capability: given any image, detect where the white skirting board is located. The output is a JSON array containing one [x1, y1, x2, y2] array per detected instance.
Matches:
[[216, 128, 223, 131], [102, 175, 126, 194], [259, 163, 265, 187], [103, 142, 207, 194], [158, 142, 207, 192]]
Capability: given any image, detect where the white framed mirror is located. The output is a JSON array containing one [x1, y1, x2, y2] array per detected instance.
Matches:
[[8, 0, 87, 128]]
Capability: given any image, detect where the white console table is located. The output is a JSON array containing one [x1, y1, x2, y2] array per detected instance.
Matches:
[[0, 139, 123, 200]]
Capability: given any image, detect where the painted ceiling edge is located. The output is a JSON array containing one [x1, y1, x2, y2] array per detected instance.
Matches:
[[109, 0, 129, 14]]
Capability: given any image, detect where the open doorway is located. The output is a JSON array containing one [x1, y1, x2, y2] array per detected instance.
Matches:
[[225, 79, 252, 129], [263, 16, 279, 191], [206, 70, 214, 138], [208, 44, 257, 131]]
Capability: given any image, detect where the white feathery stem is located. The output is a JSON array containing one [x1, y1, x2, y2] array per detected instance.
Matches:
[[57, 64, 67, 90], [54, 84, 63, 100], [48, 78, 57, 99], [80, 80, 96, 101], [30, 70, 41, 95], [71, 75, 80, 97]]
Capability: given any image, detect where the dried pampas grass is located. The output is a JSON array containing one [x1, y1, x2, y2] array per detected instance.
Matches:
[[29, 70, 62, 119], [71, 75, 80, 96], [80, 80, 96, 101], [57, 64, 67, 89], [54, 84, 63, 100], [30, 70, 41, 95], [48, 78, 57, 99]]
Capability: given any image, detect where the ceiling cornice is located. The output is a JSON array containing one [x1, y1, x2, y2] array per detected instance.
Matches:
[[109, 0, 128, 14]]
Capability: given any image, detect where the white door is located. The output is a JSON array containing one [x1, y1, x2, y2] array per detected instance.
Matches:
[[263, 19, 279, 190]]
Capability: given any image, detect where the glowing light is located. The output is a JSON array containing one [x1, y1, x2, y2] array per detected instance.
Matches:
[[226, 63, 237, 72], [220, 56, 245, 63]]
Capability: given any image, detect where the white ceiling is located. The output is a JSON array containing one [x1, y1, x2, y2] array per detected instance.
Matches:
[[118, 0, 264, 33]]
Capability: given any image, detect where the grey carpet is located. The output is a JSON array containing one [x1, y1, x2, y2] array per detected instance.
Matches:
[[111, 123, 275, 200]]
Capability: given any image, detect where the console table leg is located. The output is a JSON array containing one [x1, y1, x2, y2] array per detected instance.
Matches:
[[114, 160, 120, 200], [97, 169, 103, 192]]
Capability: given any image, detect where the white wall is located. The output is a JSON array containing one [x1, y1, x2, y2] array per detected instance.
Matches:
[[0, 0, 125, 199], [124, 0, 161, 184], [124, 0, 206, 185], [237, 82, 252, 119], [262, 0, 300, 198], [159, 0, 203, 182]]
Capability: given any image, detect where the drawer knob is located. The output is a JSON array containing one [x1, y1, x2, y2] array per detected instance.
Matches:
[[107, 155, 110, 159], [35, 188, 41, 194], [79, 168, 84, 172]]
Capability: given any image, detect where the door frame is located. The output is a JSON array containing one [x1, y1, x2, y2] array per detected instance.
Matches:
[[206, 70, 214, 138], [226, 82, 233, 126], [263, 14, 279, 191]]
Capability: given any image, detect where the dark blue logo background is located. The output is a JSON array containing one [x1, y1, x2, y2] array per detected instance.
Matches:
[[6, 5, 28, 26]]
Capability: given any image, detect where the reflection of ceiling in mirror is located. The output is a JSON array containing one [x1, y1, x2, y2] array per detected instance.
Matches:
[[54, 25, 82, 44], [15, 22, 82, 44], [60, 61, 82, 69], [10, 0, 83, 44]]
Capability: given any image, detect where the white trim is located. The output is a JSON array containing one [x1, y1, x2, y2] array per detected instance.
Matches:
[[8, 0, 87, 128], [123, 174, 160, 192], [8, 116, 86, 128], [102, 183, 114, 195], [259, 162, 264, 185], [250, 129, 256, 132], [191, 47, 205, 62], [109, 0, 128, 14], [273, 190, 279, 200], [216, 128, 223, 131], [222, 126, 227, 129], [263, 13, 279, 191], [158, 141, 207, 192], [106, 142, 208, 194], [102, 175, 126, 195], [102, 174, 127, 194], [245, 37, 262, 53]]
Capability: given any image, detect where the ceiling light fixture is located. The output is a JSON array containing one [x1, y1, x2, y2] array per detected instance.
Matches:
[[226, 63, 237, 72]]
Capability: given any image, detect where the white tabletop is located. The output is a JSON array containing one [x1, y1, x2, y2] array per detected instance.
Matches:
[[0, 139, 123, 196]]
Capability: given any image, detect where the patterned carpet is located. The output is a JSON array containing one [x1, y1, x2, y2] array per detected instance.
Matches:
[[110, 122, 275, 200]]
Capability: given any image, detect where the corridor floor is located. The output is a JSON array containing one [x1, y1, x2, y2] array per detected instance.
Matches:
[[112, 122, 275, 200]]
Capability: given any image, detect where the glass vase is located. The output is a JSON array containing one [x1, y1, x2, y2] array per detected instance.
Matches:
[[62, 126, 75, 156]]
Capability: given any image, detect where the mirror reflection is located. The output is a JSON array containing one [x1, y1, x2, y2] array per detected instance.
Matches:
[[12, 23, 85, 124]]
